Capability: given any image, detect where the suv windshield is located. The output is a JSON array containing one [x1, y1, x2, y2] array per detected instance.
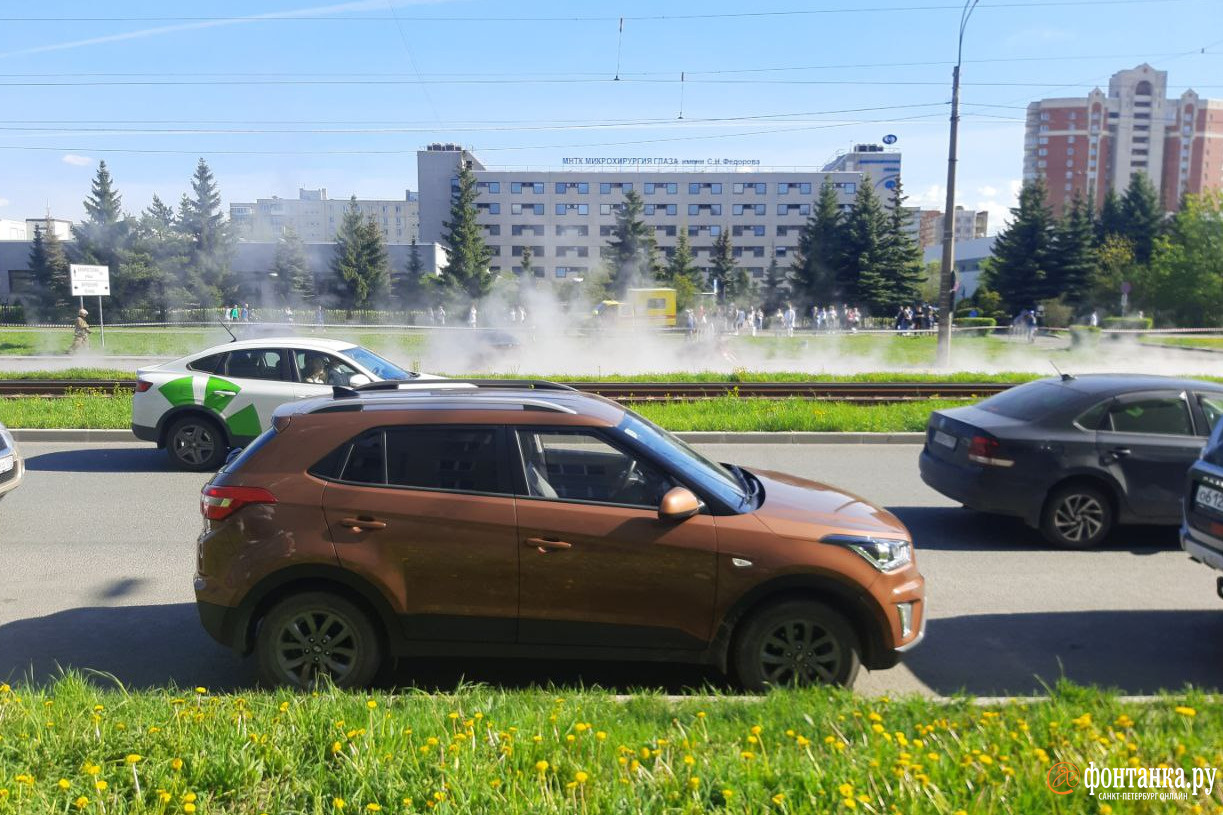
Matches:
[[343, 346, 414, 381], [618, 411, 749, 510]]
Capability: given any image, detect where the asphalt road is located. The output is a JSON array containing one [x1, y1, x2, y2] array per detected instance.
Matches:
[[2, 440, 1221, 697]]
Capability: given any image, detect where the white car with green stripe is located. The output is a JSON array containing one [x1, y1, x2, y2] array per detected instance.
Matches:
[[133, 337, 450, 471]]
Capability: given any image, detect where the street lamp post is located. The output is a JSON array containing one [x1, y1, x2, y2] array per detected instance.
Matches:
[[935, 0, 980, 368]]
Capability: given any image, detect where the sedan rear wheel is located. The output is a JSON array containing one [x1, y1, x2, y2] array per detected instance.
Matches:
[[1042, 483, 1113, 549]]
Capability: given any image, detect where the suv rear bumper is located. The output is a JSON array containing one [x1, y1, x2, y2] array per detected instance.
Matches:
[[131, 422, 158, 443], [196, 599, 247, 653]]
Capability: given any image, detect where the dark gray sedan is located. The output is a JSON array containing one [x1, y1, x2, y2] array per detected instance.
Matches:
[[919, 374, 1223, 548]]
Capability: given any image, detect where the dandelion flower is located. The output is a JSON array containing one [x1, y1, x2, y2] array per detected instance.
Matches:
[[1176, 706, 1197, 718], [333, 798, 346, 810], [574, 771, 589, 784], [74, 797, 89, 810], [535, 760, 549, 773], [126, 754, 142, 764]]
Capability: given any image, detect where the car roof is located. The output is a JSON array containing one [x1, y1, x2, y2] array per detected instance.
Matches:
[[184, 336, 360, 358], [279, 385, 627, 426], [1036, 373, 1223, 396]]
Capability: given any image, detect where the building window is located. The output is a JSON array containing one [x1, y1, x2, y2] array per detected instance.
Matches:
[[599, 182, 633, 194], [710, 225, 721, 237], [477, 181, 500, 194], [599, 225, 615, 236], [477, 202, 501, 214], [555, 203, 589, 215], [555, 182, 589, 194], [643, 182, 677, 195], [599, 203, 624, 216], [688, 182, 722, 194], [483, 224, 501, 236], [654, 225, 676, 237], [510, 203, 544, 215]]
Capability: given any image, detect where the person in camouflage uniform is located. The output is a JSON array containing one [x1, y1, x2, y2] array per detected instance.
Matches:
[[70, 308, 91, 353]]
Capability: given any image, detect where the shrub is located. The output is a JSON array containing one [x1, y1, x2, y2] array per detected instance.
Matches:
[[953, 317, 996, 328], [1101, 316, 1153, 330], [1069, 325, 1101, 347]]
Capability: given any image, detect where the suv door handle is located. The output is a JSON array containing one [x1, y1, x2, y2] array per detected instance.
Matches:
[[526, 537, 572, 553], [340, 517, 387, 532], [212, 389, 237, 397]]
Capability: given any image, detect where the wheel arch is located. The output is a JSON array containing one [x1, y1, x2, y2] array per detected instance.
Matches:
[[228, 565, 401, 656], [1043, 471, 1125, 522], [712, 574, 893, 672], [157, 405, 234, 449]]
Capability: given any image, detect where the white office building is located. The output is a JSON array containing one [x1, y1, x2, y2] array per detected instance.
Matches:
[[416, 144, 887, 282], [230, 188, 420, 245]]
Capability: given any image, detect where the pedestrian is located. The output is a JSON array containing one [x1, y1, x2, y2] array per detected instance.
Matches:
[[71, 307, 91, 353], [467, 304, 478, 328], [284, 306, 294, 324], [437, 305, 446, 325], [784, 302, 796, 337], [1026, 309, 1038, 343], [315, 304, 325, 326], [684, 307, 696, 337], [1089, 309, 1099, 328]]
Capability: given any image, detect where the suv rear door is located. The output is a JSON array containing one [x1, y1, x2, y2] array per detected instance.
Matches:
[[321, 426, 519, 643], [511, 427, 718, 652]]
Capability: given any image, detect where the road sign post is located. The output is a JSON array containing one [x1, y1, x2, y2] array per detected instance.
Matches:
[[70, 264, 110, 348]]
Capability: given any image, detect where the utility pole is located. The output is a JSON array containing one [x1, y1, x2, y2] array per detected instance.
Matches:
[[936, 0, 980, 368]]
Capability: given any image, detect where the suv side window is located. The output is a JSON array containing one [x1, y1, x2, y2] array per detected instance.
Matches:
[[385, 427, 504, 493], [515, 428, 675, 508], [1106, 395, 1193, 436], [224, 348, 288, 381], [340, 431, 386, 484]]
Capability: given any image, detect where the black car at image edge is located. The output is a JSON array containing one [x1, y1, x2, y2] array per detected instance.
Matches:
[[920, 374, 1223, 548]]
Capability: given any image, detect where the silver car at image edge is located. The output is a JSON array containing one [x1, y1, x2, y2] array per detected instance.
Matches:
[[0, 422, 23, 502]]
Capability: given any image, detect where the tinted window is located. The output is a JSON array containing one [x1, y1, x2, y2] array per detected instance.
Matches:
[[1074, 400, 1109, 430], [1107, 397, 1193, 436], [295, 350, 359, 386], [224, 348, 286, 381], [976, 381, 1077, 420], [343, 346, 412, 380], [517, 429, 674, 508], [1198, 394, 1223, 432], [385, 427, 503, 493], [341, 431, 385, 484], [188, 353, 225, 373]]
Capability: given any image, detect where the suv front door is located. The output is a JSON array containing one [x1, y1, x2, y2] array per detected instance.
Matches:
[[1097, 391, 1204, 521], [322, 426, 519, 643], [512, 427, 718, 652]]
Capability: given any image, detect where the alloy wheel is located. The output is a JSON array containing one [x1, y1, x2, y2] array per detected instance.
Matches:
[[273, 609, 360, 685], [1052, 493, 1105, 543], [173, 424, 216, 467], [758, 618, 843, 686]]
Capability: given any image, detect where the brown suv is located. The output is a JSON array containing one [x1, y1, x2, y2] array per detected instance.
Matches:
[[195, 381, 925, 689]]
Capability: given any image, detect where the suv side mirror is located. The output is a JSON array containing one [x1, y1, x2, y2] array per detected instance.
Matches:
[[348, 374, 372, 387], [659, 486, 702, 522]]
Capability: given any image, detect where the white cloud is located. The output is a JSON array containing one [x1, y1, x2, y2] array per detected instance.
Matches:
[[977, 185, 998, 198], [61, 154, 94, 167], [0, 197, 9, 208], [910, 184, 946, 209]]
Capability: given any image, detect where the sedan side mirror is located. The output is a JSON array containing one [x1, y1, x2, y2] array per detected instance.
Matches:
[[659, 486, 702, 522]]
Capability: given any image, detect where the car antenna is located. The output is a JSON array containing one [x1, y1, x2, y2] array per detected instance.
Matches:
[[1050, 360, 1074, 381], [218, 321, 237, 343]]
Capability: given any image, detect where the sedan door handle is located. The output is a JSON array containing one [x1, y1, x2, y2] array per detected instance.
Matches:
[[1101, 447, 1132, 464], [340, 517, 387, 532], [525, 537, 572, 553]]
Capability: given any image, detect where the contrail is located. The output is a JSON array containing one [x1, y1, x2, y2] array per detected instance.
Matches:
[[0, 0, 451, 59]]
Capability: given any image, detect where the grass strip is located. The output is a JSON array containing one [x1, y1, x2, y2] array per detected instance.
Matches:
[[0, 676, 1216, 814], [0, 396, 969, 433]]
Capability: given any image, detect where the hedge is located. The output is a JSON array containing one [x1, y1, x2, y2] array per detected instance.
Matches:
[[952, 317, 996, 328], [1101, 316, 1153, 330]]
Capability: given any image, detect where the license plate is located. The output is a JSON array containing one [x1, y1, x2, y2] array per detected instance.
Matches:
[[1195, 484, 1223, 514], [0, 455, 12, 474], [933, 430, 957, 450]]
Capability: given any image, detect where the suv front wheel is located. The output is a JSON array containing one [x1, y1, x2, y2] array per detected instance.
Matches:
[[731, 600, 861, 690], [255, 592, 383, 689]]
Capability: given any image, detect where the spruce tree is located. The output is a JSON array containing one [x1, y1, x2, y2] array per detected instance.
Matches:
[[841, 179, 891, 312], [789, 180, 844, 305], [761, 254, 786, 312], [135, 195, 191, 317], [71, 161, 128, 292], [709, 229, 736, 303], [178, 158, 234, 305], [395, 239, 429, 314], [878, 181, 925, 311], [602, 189, 654, 298], [1050, 191, 1097, 309], [983, 178, 1056, 313], [518, 244, 534, 277], [272, 226, 312, 305], [331, 198, 388, 308], [439, 162, 495, 301], [659, 230, 702, 310], [1097, 189, 1124, 242], [1119, 172, 1164, 265]]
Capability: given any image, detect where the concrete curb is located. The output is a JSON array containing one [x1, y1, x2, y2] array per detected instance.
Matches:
[[10, 428, 927, 445]]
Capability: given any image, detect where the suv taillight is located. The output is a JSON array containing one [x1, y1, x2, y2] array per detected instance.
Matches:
[[201, 485, 277, 521], [135, 379, 153, 393], [967, 435, 1014, 467]]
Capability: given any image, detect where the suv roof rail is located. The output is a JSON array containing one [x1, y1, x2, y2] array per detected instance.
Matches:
[[314, 394, 577, 415], [332, 378, 575, 399]]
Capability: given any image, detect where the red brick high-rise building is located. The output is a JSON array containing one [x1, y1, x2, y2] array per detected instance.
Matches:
[[1023, 64, 1223, 215]]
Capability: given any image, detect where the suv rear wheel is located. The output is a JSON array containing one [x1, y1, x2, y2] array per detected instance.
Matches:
[[255, 592, 383, 689], [166, 414, 227, 472], [1041, 483, 1113, 549], [731, 600, 861, 690]]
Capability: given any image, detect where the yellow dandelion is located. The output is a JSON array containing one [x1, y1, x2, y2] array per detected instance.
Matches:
[[574, 771, 589, 784], [535, 760, 549, 773], [74, 797, 89, 810], [596, 731, 607, 741], [126, 754, 142, 764], [58, 779, 71, 790], [194, 687, 207, 694], [688, 777, 701, 790], [772, 793, 785, 805], [740, 751, 755, 760], [333, 798, 346, 810], [184, 805, 197, 814], [367, 700, 378, 710], [366, 805, 382, 812], [838, 783, 854, 797], [95, 781, 108, 792], [750, 725, 763, 735], [1176, 706, 1197, 718]]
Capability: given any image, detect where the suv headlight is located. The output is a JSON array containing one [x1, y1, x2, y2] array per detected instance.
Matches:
[[822, 534, 912, 572], [0, 425, 13, 454]]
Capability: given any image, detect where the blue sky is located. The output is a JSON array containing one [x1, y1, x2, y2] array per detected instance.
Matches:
[[0, 0, 1220, 230]]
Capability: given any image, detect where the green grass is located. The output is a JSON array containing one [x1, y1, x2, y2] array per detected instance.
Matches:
[[0, 368, 137, 380], [1143, 336, 1223, 350], [0, 395, 967, 432], [0, 676, 1217, 814], [634, 397, 970, 433], [0, 328, 431, 358]]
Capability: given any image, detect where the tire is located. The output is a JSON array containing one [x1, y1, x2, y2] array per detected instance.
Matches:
[[731, 600, 861, 691], [255, 592, 383, 690], [165, 414, 227, 472], [1041, 482, 1113, 549]]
